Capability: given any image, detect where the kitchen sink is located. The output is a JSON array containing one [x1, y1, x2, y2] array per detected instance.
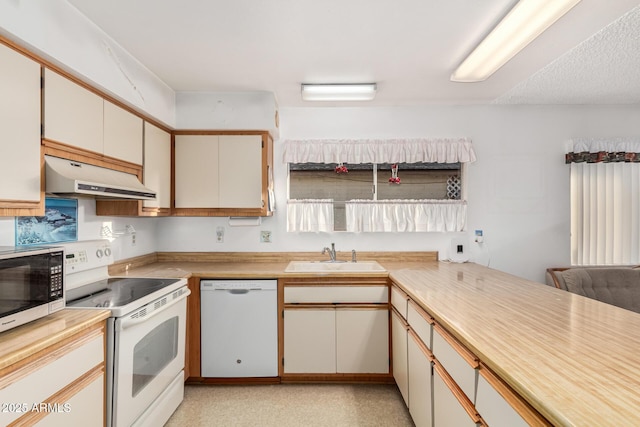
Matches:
[[284, 260, 387, 272]]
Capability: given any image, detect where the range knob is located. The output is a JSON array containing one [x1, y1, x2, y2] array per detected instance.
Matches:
[[96, 249, 103, 258], [104, 248, 112, 257]]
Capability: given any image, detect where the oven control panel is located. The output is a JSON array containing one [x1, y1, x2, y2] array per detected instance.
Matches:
[[63, 240, 114, 274]]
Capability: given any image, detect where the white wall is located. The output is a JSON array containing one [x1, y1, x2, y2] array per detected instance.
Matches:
[[0, 0, 175, 126], [176, 91, 279, 136], [157, 104, 640, 283]]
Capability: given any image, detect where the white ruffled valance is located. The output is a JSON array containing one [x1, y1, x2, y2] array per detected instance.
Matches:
[[283, 138, 476, 164], [346, 199, 466, 232], [569, 137, 640, 153]]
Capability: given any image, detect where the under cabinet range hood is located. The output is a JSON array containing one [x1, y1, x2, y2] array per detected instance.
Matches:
[[44, 155, 156, 200]]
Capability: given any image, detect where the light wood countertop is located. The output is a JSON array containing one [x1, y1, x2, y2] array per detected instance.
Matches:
[[0, 309, 110, 371], [110, 253, 640, 426], [390, 262, 640, 427], [107, 251, 435, 279]]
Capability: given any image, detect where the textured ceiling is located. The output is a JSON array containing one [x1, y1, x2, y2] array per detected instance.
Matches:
[[495, 5, 640, 104], [66, 0, 640, 107]]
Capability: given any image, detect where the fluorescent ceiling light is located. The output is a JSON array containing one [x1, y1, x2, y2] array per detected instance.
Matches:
[[301, 83, 377, 101], [451, 0, 582, 82]]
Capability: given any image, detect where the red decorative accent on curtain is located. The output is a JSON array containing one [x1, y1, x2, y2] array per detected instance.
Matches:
[[566, 138, 640, 164], [566, 151, 640, 163]]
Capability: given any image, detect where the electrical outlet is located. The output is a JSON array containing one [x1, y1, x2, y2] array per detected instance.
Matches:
[[216, 226, 224, 243], [450, 237, 469, 263], [260, 230, 272, 243], [131, 234, 136, 246]]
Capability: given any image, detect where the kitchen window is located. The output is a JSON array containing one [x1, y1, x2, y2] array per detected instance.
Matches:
[[289, 162, 462, 232], [283, 138, 475, 233]]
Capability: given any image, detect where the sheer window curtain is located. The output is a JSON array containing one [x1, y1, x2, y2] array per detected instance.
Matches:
[[568, 138, 640, 265], [345, 200, 466, 232], [287, 199, 334, 232], [284, 138, 476, 233]]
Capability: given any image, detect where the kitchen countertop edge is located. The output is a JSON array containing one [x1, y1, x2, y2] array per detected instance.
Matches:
[[0, 309, 111, 372]]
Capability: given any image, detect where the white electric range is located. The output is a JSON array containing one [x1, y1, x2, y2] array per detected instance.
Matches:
[[63, 240, 189, 427]]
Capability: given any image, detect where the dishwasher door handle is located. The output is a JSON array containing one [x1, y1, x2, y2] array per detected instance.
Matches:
[[223, 289, 251, 295]]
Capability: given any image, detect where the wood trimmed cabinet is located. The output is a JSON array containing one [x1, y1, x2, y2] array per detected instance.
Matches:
[[0, 313, 107, 427], [185, 277, 201, 380], [0, 42, 43, 216], [43, 68, 104, 156], [280, 276, 391, 382], [173, 131, 274, 217], [1, 37, 276, 219], [43, 68, 143, 165], [391, 283, 551, 427], [96, 121, 173, 217], [390, 287, 409, 405], [142, 122, 172, 214]]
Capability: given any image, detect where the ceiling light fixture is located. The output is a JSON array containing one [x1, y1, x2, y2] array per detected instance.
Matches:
[[451, 0, 582, 82], [301, 83, 377, 101]]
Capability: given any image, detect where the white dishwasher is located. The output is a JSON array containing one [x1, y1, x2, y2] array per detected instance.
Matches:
[[200, 279, 278, 377]]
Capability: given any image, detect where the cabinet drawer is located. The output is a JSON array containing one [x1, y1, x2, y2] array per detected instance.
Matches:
[[407, 300, 432, 350], [0, 333, 103, 426], [391, 286, 408, 319], [432, 323, 478, 404], [284, 286, 388, 303]]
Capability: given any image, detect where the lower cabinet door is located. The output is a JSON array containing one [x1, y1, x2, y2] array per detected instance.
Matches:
[[392, 310, 409, 405], [433, 363, 478, 427], [35, 373, 104, 427], [336, 308, 389, 374], [283, 309, 336, 373], [408, 331, 433, 427], [476, 371, 529, 427]]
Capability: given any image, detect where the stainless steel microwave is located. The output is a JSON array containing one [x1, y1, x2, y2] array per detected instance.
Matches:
[[0, 246, 64, 333]]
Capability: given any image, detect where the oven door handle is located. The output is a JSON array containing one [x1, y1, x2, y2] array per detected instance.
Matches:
[[119, 288, 191, 330]]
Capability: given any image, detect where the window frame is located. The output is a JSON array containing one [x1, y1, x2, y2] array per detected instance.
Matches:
[[286, 162, 467, 232]]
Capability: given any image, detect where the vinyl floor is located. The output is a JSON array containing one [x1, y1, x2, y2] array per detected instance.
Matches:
[[165, 383, 415, 426]]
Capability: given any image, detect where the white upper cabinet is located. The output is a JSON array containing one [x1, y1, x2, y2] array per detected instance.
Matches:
[[0, 43, 41, 208], [218, 135, 262, 208], [143, 122, 171, 209], [173, 132, 272, 216], [104, 100, 143, 165], [43, 68, 103, 154], [43, 68, 143, 166], [174, 134, 220, 208]]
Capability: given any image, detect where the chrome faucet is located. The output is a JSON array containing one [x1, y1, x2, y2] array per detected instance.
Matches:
[[322, 243, 337, 262]]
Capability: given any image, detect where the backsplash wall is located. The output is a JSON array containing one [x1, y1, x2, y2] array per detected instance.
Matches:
[[0, 198, 158, 261]]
